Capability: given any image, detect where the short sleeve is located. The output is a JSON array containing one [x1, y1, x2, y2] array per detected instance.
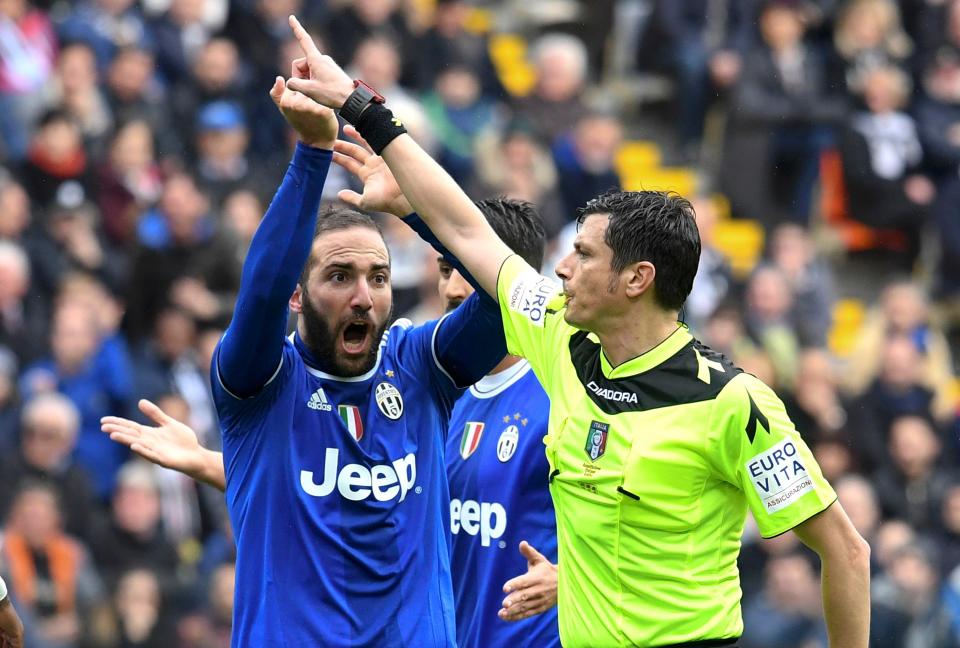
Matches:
[[496, 255, 571, 382], [709, 373, 837, 538]]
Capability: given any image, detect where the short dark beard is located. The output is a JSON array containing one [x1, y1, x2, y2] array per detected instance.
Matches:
[[299, 288, 391, 377], [444, 298, 464, 314]]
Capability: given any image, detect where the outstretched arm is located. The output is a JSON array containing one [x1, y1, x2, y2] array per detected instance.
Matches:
[[499, 541, 558, 622], [101, 400, 226, 492], [285, 15, 513, 300], [217, 75, 339, 398]]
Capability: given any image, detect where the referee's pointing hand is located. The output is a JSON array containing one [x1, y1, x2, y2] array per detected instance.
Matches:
[[498, 541, 558, 622]]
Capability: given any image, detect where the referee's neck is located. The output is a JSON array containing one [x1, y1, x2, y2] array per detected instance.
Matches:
[[597, 310, 680, 369]]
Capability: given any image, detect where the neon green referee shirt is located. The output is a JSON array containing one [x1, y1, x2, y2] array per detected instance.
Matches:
[[496, 255, 837, 647]]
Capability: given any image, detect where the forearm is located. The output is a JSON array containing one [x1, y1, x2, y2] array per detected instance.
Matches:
[[820, 542, 871, 647], [381, 134, 510, 297], [218, 144, 331, 396], [195, 449, 227, 492]]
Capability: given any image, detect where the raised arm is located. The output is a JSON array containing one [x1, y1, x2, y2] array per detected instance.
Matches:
[[284, 15, 513, 300], [216, 75, 339, 398]]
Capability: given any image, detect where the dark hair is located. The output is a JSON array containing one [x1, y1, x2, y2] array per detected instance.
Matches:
[[578, 190, 700, 311], [298, 206, 386, 285], [474, 198, 546, 270]]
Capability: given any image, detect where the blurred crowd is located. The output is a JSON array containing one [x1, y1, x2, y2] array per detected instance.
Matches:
[[0, 0, 957, 646]]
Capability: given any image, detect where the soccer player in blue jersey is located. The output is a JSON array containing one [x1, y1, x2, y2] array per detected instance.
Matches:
[[335, 132, 561, 647], [130, 69, 504, 646], [103, 167, 564, 647]]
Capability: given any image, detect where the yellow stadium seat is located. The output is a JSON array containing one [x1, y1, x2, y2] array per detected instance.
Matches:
[[615, 141, 662, 178], [827, 298, 866, 357], [465, 8, 493, 33], [622, 167, 697, 197], [711, 219, 765, 279], [488, 35, 536, 96]]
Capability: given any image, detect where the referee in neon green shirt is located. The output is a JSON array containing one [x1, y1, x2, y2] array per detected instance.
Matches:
[[287, 41, 871, 647]]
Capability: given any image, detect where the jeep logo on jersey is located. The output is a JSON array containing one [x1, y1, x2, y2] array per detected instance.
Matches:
[[375, 382, 403, 420], [497, 425, 519, 462], [587, 380, 638, 404], [450, 499, 507, 547], [585, 420, 609, 461], [300, 448, 417, 502]]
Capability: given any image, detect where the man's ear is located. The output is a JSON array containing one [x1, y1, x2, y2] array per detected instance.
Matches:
[[624, 261, 656, 299], [289, 285, 304, 313]]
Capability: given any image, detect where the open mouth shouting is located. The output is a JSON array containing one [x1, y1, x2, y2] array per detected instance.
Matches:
[[341, 319, 373, 355]]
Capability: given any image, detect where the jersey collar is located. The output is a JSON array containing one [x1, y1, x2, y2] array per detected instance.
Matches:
[[598, 324, 692, 379]]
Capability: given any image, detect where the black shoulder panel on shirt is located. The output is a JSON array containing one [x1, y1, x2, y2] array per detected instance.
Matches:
[[568, 333, 743, 415]]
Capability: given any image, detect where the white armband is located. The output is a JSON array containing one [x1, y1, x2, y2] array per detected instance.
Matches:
[[0, 574, 8, 601]]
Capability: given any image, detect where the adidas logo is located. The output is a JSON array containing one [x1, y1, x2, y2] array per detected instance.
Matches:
[[307, 387, 332, 412]]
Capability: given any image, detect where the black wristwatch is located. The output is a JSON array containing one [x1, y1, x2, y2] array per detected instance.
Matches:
[[340, 80, 385, 124]]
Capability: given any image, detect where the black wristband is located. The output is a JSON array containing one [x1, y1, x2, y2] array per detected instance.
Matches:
[[354, 103, 407, 155]]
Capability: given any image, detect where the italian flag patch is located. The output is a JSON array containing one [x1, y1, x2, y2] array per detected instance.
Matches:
[[460, 422, 484, 460], [338, 405, 364, 441]]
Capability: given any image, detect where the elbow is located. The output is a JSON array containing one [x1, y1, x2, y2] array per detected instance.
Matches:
[[842, 532, 871, 576]]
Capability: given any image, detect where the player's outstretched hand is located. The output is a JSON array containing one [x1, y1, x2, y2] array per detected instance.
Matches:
[[101, 399, 204, 477], [498, 541, 558, 622], [269, 73, 338, 150], [333, 125, 413, 217], [284, 15, 354, 110], [0, 595, 24, 648]]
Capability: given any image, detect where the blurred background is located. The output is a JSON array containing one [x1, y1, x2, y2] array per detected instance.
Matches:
[[0, 0, 956, 645]]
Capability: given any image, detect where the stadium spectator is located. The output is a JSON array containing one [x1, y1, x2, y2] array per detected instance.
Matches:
[[323, 0, 416, 86], [30, 192, 126, 299], [57, 0, 152, 71], [782, 349, 855, 444], [221, 0, 307, 83], [552, 111, 624, 217], [835, 475, 883, 554], [0, 173, 32, 241], [685, 195, 732, 334], [149, 0, 214, 85], [43, 41, 113, 150], [643, 0, 753, 155], [103, 46, 172, 150], [768, 223, 835, 348], [1, 480, 103, 648], [0, 393, 97, 543], [724, 0, 846, 225], [17, 110, 93, 212], [938, 483, 960, 572], [126, 171, 239, 339], [0, 241, 47, 366], [20, 299, 133, 498], [744, 264, 803, 389], [88, 461, 180, 593], [840, 65, 933, 263], [873, 415, 956, 531], [469, 120, 565, 237], [415, 0, 502, 98], [0, 0, 58, 161], [92, 567, 176, 648], [741, 552, 828, 648], [178, 562, 232, 648], [871, 541, 958, 647], [171, 37, 249, 161], [191, 101, 270, 206], [421, 62, 499, 185], [513, 33, 590, 145], [833, 0, 913, 95], [844, 281, 955, 416], [95, 118, 164, 246]]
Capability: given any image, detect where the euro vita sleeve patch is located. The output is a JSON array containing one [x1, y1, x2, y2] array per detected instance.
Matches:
[[506, 269, 561, 327]]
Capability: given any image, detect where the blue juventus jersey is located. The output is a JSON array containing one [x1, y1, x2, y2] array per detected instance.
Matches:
[[213, 319, 460, 648], [445, 360, 560, 648]]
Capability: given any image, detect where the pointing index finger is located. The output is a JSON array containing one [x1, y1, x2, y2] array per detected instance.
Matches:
[[288, 15, 321, 57]]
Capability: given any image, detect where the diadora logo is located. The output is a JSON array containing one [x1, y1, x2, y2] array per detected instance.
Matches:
[[300, 448, 417, 502], [307, 387, 332, 412], [450, 499, 507, 547], [587, 380, 638, 404]]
